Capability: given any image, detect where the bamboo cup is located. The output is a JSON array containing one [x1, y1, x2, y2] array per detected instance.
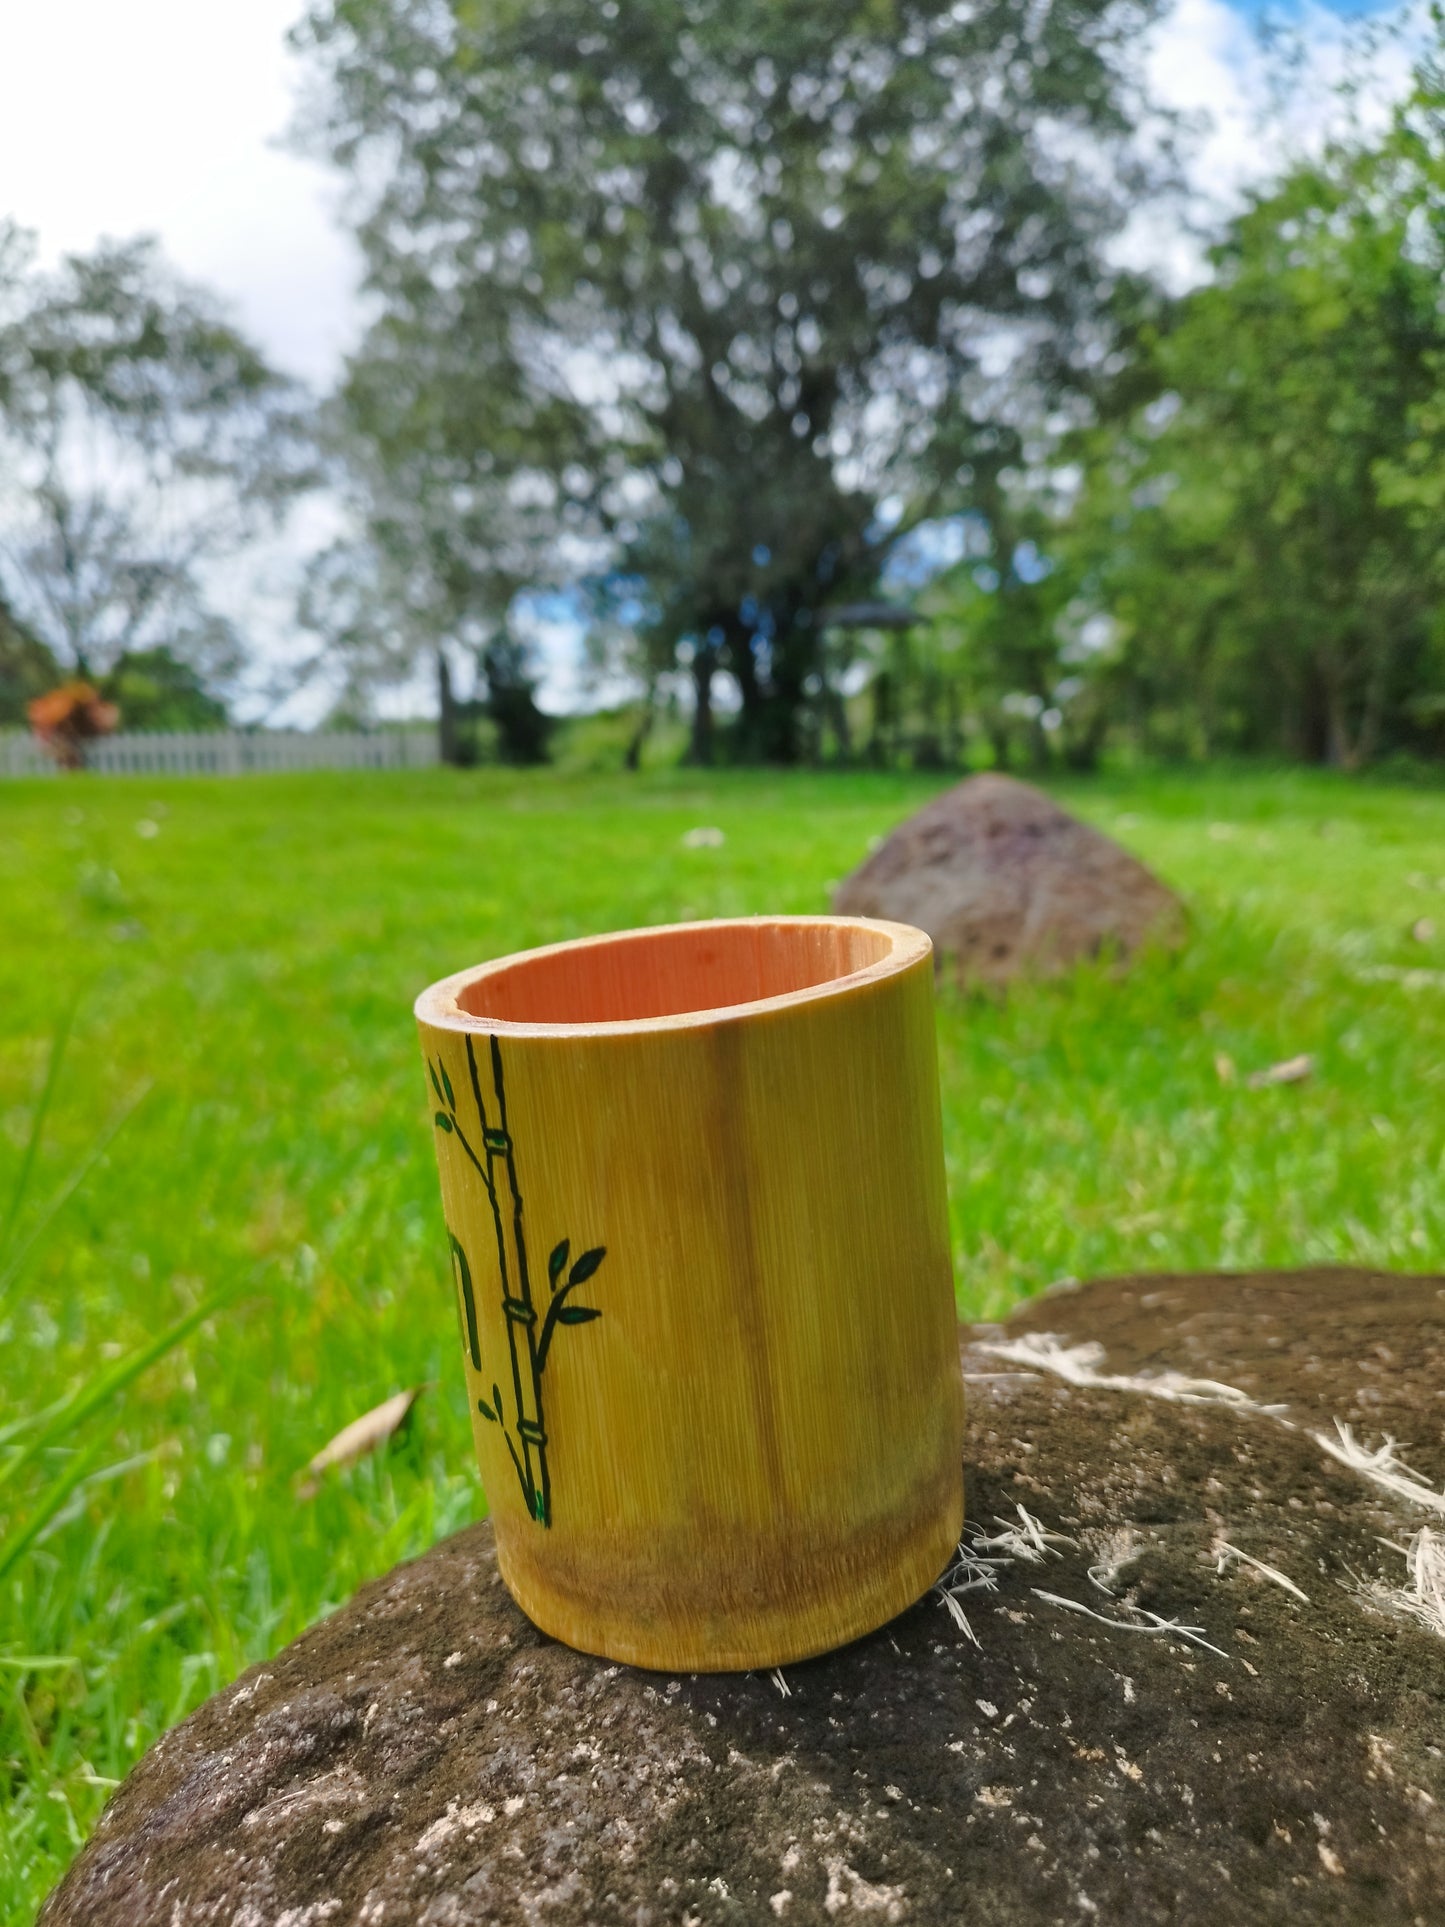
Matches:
[[415, 916, 964, 1672]]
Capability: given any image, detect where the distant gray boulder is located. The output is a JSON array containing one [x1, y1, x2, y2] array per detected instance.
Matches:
[[834, 772, 1185, 984]]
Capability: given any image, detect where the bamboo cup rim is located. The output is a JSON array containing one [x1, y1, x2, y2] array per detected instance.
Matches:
[[414, 915, 931, 1040]]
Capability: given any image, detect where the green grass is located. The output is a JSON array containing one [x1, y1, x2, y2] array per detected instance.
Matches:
[[2, 761, 1444, 1917]]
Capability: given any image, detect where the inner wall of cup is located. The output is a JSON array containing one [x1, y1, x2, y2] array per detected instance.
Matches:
[[455, 920, 896, 1026]]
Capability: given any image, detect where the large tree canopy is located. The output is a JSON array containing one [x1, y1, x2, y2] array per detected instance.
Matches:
[[296, 0, 1172, 759], [871, 38, 1445, 776], [0, 231, 315, 689], [1046, 82, 1445, 769]]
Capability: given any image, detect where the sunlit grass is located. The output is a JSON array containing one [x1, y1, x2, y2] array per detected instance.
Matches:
[[1, 760, 1443, 1916]]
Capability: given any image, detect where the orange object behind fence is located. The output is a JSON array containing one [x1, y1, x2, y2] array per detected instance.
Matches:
[[27, 681, 120, 769]]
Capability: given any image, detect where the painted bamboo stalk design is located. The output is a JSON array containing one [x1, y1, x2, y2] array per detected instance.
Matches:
[[429, 1033, 604, 1527]]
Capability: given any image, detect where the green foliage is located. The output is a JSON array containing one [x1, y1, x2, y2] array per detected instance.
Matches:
[[916, 502, 1112, 774], [0, 595, 57, 728], [1042, 70, 1445, 768], [547, 700, 690, 775], [293, 0, 1173, 761], [4, 763, 1445, 1914], [99, 647, 228, 733]]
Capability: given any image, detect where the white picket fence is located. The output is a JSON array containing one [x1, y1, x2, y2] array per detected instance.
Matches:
[[0, 727, 439, 778]]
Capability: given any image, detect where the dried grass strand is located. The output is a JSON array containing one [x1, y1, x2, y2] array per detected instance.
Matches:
[[1213, 1539, 1311, 1605], [1363, 1528, 1445, 1639], [971, 1334, 1288, 1416], [1032, 1589, 1229, 1660], [1310, 1423, 1445, 1519]]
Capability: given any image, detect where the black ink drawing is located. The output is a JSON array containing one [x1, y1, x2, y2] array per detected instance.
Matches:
[[430, 1034, 604, 1526]]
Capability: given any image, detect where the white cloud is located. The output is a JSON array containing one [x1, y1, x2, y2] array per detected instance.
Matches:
[[1123, 0, 1418, 287], [0, 0, 358, 386]]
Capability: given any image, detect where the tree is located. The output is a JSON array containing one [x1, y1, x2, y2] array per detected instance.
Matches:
[[101, 645, 230, 731], [0, 590, 57, 727], [1053, 75, 1445, 767], [924, 532, 1110, 773], [0, 233, 315, 698], [477, 630, 553, 765], [294, 0, 1174, 761]]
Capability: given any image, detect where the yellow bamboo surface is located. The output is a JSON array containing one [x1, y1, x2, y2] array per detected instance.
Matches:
[[415, 916, 964, 1672]]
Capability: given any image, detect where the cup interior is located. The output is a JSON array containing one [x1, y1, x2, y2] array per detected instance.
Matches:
[[453, 919, 900, 1027]]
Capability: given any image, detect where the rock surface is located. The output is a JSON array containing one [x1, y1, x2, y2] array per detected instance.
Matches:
[[43, 1267, 1445, 1926], [833, 773, 1185, 984]]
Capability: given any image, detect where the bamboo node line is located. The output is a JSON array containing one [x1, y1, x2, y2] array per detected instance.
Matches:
[[427, 1036, 607, 1530]]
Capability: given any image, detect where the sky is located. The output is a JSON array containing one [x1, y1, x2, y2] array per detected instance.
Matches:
[[0, 0, 357, 388], [0, 0, 1409, 720]]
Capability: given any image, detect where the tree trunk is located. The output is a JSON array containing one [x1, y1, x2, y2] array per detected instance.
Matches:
[[1355, 615, 1397, 770], [984, 715, 1011, 771], [825, 682, 852, 762], [623, 691, 654, 771], [1323, 660, 1359, 771], [438, 648, 461, 767], [1295, 661, 1330, 764], [726, 624, 763, 760], [763, 667, 805, 764], [869, 669, 894, 767], [687, 651, 715, 765], [943, 677, 959, 767]]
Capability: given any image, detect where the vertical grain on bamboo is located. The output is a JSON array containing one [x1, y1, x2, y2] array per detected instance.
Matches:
[[418, 916, 964, 1672]]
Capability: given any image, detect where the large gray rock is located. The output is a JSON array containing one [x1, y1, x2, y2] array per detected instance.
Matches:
[[43, 1268, 1445, 1925], [834, 773, 1185, 985]]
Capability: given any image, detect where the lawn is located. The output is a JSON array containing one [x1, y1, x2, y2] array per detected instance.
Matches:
[[2, 761, 1444, 1917]]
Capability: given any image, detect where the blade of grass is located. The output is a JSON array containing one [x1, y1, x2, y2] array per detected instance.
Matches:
[[0, 1290, 235, 1498], [0, 1437, 108, 1586], [0, 1081, 153, 1307], [0, 1393, 75, 1455], [0, 1004, 76, 1269]]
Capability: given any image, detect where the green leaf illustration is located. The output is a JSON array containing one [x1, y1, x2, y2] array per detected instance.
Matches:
[[502, 1428, 529, 1506], [434, 1111, 454, 1133], [440, 1064, 455, 1109], [449, 1231, 481, 1369], [536, 1274, 605, 1373], [457, 1033, 606, 1533], [428, 1063, 444, 1104], [568, 1246, 605, 1288]]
